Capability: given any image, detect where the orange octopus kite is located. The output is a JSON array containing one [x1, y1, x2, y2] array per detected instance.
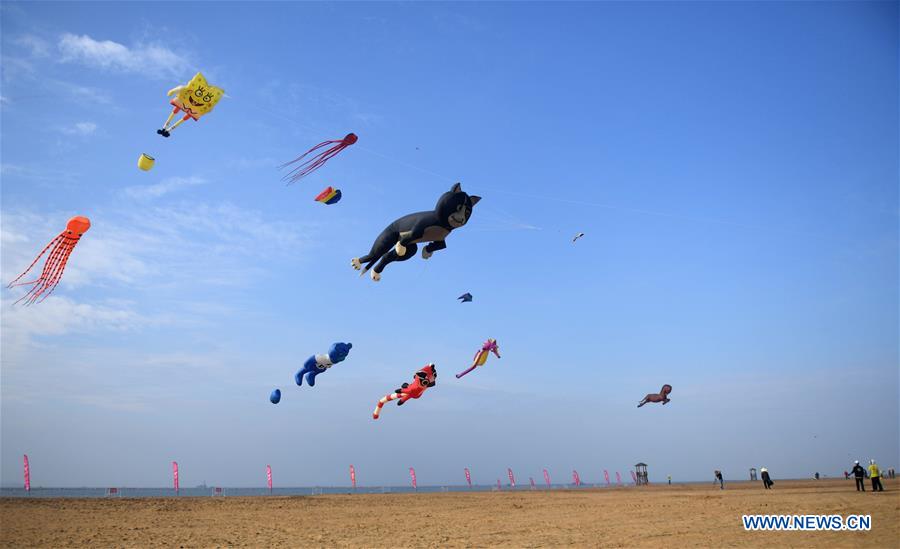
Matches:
[[8, 216, 91, 305]]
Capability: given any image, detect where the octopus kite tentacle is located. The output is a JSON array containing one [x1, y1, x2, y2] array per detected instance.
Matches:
[[8, 216, 91, 306], [7, 235, 65, 288], [280, 133, 357, 184], [25, 240, 75, 304], [15, 238, 75, 305]]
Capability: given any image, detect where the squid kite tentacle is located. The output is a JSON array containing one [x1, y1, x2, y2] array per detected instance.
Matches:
[[12, 238, 73, 306], [16, 240, 73, 306], [7, 235, 65, 288], [27, 241, 77, 304], [280, 133, 357, 184], [30, 236, 72, 286]]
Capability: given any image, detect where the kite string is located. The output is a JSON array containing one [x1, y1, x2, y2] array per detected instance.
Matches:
[[354, 147, 774, 232], [241, 95, 761, 232], [345, 135, 762, 231]]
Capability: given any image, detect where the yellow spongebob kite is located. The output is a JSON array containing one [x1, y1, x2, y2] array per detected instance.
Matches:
[[157, 72, 223, 137]]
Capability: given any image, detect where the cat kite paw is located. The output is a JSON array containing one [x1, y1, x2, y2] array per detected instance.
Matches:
[[351, 257, 361, 270], [422, 248, 432, 259], [394, 242, 407, 257], [371, 270, 381, 282]]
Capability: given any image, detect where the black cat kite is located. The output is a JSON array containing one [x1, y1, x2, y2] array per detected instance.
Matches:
[[352, 183, 480, 281]]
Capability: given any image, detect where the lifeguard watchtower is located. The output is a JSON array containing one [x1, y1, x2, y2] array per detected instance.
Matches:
[[750, 468, 757, 481], [635, 463, 649, 486]]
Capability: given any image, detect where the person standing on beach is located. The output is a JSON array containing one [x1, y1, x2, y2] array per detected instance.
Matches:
[[844, 470, 849, 480], [714, 470, 724, 490], [814, 472, 820, 480], [868, 460, 884, 492], [851, 461, 866, 491], [667, 475, 671, 485], [760, 468, 773, 489]]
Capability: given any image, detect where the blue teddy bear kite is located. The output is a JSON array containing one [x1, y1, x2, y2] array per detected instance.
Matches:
[[295, 342, 353, 388]]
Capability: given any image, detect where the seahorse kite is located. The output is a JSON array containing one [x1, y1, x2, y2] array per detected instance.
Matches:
[[456, 338, 500, 379]]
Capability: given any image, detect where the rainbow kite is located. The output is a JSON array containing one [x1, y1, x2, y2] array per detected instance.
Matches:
[[314, 186, 342, 205]]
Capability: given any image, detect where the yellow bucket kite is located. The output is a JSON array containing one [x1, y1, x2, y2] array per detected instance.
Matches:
[[137, 153, 155, 171]]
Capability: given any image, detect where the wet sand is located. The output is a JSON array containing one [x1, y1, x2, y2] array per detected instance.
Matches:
[[1, 479, 897, 547]]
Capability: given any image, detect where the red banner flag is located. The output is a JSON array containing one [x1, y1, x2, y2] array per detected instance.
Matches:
[[630, 470, 637, 484], [572, 470, 582, 486], [266, 465, 273, 492], [172, 461, 179, 493], [507, 468, 516, 488], [350, 465, 357, 489], [23, 455, 30, 492], [464, 468, 472, 488], [530, 477, 536, 489], [543, 468, 551, 488], [604, 469, 610, 486], [616, 471, 622, 485], [409, 467, 417, 490]]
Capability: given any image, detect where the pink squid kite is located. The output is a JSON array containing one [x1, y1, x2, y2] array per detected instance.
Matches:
[[280, 133, 357, 183], [8, 216, 91, 305], [456, 338, 501, 379]]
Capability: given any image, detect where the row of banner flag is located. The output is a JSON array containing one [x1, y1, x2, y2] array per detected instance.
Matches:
[[20, 455, 639, 492]]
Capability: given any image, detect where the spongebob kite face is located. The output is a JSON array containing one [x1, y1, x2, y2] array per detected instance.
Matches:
[[174, 73, 223, 118]]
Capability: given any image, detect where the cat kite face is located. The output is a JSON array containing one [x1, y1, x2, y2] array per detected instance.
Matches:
[[416, 364, 437, 387], [436, 183, 481, 228]]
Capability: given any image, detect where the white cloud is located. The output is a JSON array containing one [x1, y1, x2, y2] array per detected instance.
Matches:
[[0, 163, 80, 187], [123, 176, 208, 200], [3, 296, 145, 339], [1, 203, 316, 297], [59, 121, 98, 136], [1, 204, 317, 368], [0, 55, 36, 83], [0, 295, 152, 369], [13, 34, 50, 57], [57, 33, 190, 78]]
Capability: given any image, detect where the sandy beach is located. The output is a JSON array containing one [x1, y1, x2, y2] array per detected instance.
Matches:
[[1, 479, 897, 548]]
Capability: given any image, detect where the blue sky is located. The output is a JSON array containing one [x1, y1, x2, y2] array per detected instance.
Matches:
[[1, 1, 897, 487]]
